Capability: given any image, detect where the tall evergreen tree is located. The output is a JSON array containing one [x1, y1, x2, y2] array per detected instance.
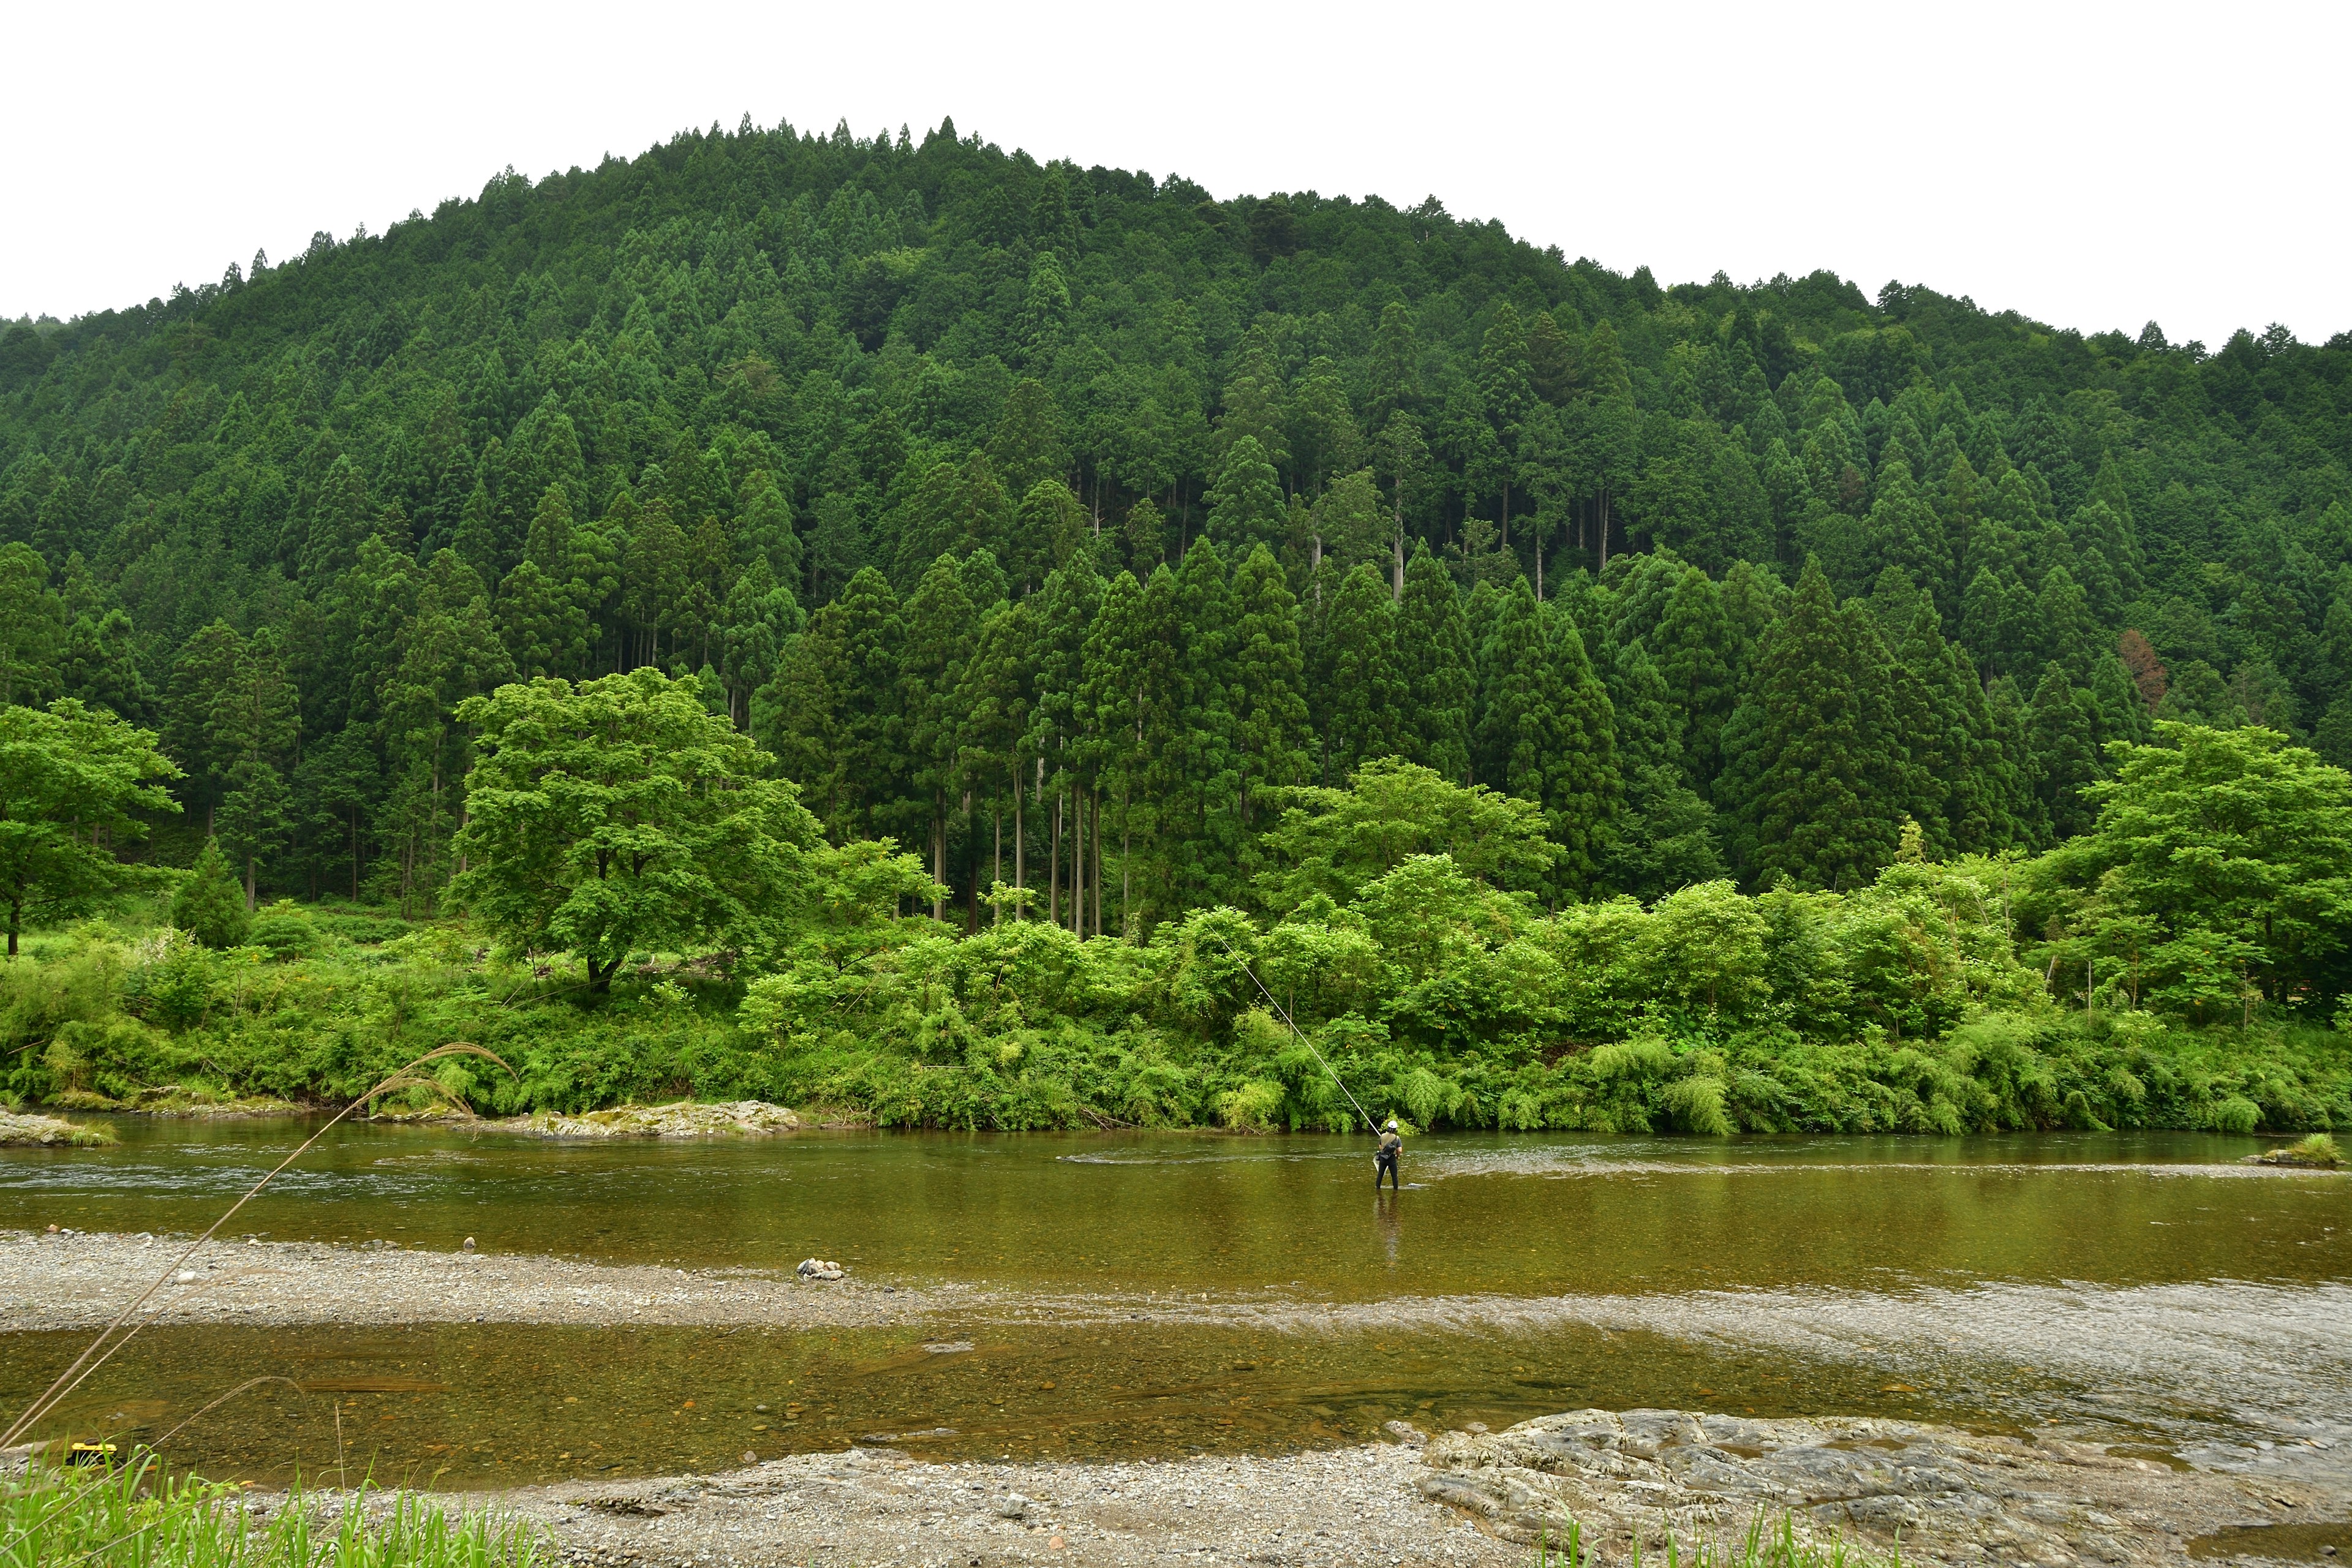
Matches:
[[1308, 563, 1404, 786], [1396, 542, 1474, 783], [1227, 544, 1312, 838], [1737, 560, 1923, 891], [898, 554, 979, 916], [1205, 437, 1285, 557]]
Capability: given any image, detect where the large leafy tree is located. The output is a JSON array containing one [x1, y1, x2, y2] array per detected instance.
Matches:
[[2034, 723, 2352, 1020], [0, 699, 179, 957], [454, 669, 824, 991]]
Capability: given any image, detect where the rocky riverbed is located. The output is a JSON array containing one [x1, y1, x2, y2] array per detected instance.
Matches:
[[7, 1231, 2348, 1564], [279, 1409, 2328, 1568]]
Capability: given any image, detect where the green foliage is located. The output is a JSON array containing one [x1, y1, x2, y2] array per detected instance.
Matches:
[[0, 699, 179, 956], [452, 669, 824, 990], [2026, 723, 2352, 1022], [171, 838, 249, 950], [4, 117, 2351, 1132], [5, 1452, 543, 1568]]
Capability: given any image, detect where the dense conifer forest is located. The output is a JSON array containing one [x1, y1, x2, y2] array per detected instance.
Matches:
[[2, 116, 2349, 1132]]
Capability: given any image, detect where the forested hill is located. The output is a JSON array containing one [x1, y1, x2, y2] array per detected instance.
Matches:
[[3, 115, 2350, 927]]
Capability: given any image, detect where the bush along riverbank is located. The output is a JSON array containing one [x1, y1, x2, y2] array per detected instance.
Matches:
[[2, 851, 2346, 1136]]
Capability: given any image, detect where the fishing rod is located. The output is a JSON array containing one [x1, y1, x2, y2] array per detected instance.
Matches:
[[1206, 929, 1378, 1134]]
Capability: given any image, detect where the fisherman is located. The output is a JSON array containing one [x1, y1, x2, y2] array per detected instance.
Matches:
[[1374, 1118, 1402, 1190]]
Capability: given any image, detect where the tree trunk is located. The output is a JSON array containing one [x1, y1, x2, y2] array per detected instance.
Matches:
[[245, 856, 257, 913], [1013, 771, 1025, 919], [931, 809, 946, 922], [1091, 788, 1104, 938], [1050, 789, 1063, 927]]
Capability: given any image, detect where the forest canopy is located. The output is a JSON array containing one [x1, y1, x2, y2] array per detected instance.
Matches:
[[4, 114, 2352, 1114]]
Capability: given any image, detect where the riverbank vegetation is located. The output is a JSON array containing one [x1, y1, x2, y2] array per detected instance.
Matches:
[[2, 118, 2350, 1132], [2, 1452, 543, 1568]]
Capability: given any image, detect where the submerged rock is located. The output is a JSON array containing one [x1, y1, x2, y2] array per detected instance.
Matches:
[[502, 1101, 802, 1140], [0, 1112, 114, 1148], [796, 1258, 844, 1280]]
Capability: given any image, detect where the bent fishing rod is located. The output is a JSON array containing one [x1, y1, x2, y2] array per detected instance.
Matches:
[[1205, 929, 1378, 1134]]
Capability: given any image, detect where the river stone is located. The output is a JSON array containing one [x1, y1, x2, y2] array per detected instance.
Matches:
[[1417, 1409, 2271, 1566], [0, 1112, 114, 1148]]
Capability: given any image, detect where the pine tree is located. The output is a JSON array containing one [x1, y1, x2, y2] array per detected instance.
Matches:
[[1227, 544, 1312, 837], [1396, 543, 1473, 783], [735, 470, 802, 589], [2029, 663, 2104, 841], [1476, 578, 1618, 898], [1651, 566, 1737, 796], [753, 567, 900, 840], [1864, 458, 1953, 612], [1164, 541, 1241, 910], [2032, 565, 2105, 682], [1601, 634, 1725, 900], [1012, 480, 1089, 594], [1740, 560, 1921, 890], [899, 554, 979, 915], [1080, 569, 1147, 935], [1309, 562, 1404, 786], [716, 557, 802, 726], [1545, 598, 1623, 897], [0, 543, 64, 706], [173, 837, 251, 949], [1205, 436, 1285, 557], [990, 378, 1070, 498]]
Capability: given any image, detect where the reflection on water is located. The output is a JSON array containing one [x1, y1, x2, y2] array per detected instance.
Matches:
[[7, 1317, 2098, 1488], [4, 1122, 2346, 1485], [2, 1124, 2341, 1300]]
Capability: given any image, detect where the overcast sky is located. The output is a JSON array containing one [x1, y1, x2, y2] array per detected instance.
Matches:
[[7, 0, 2343, 349]]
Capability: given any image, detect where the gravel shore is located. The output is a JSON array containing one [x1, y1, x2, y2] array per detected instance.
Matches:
[[0, 1229, 973, 1330], [353, 1410, 2323, 1568], [9, 1231, 2345, 1564]]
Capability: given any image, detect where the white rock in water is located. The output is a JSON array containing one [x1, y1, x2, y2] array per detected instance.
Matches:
[[796, 1257, 845, 1280]]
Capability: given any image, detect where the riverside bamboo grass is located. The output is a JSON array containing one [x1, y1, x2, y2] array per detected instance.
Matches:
[[1537, 1512, 1894, 1568], [0, 1045, 513, 1454], [1, 1450, 543, 1568]]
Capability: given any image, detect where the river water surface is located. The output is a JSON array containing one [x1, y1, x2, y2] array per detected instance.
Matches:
[[4, 1123, 2346, 1489]]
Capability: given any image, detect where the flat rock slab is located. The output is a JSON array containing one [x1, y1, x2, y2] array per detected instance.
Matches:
[[499, 1101, 802, 1139], [0, 1112, 112, 1147], [1418, 1409, 2329, 1567]]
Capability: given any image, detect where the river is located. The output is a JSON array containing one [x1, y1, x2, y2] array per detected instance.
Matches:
[[4, 1121, 2346, 1491]]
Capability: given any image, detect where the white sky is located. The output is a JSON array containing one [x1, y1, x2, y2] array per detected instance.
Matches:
[[6, 0, 2344, 350]]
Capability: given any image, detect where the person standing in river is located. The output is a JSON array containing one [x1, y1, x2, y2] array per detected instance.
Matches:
[[1375, 1118, 1402, 1189]]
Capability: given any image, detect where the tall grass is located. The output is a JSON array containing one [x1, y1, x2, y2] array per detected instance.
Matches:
[[1537, 1511, 1895, 1568], [0, 1452, 542, 1568]]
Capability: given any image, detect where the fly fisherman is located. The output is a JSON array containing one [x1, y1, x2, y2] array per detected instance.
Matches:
[[1374, 1118, 1402, 1190]]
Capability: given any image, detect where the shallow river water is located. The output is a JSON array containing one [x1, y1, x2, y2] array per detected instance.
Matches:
[[4, 1122, 2346, 1489]]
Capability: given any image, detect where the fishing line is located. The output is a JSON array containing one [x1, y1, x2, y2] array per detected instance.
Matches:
[[1206, 929, 1378, 1134]]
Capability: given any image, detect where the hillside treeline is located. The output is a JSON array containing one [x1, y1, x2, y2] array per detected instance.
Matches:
[[2, 117, 2350, 1016]]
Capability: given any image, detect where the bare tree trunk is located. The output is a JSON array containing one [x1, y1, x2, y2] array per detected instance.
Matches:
[[931, 807, 946, 922], [1050, 790, 1063, 926], [1013, 768, 1025, 919], [1091, 788, 1104, 938]]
